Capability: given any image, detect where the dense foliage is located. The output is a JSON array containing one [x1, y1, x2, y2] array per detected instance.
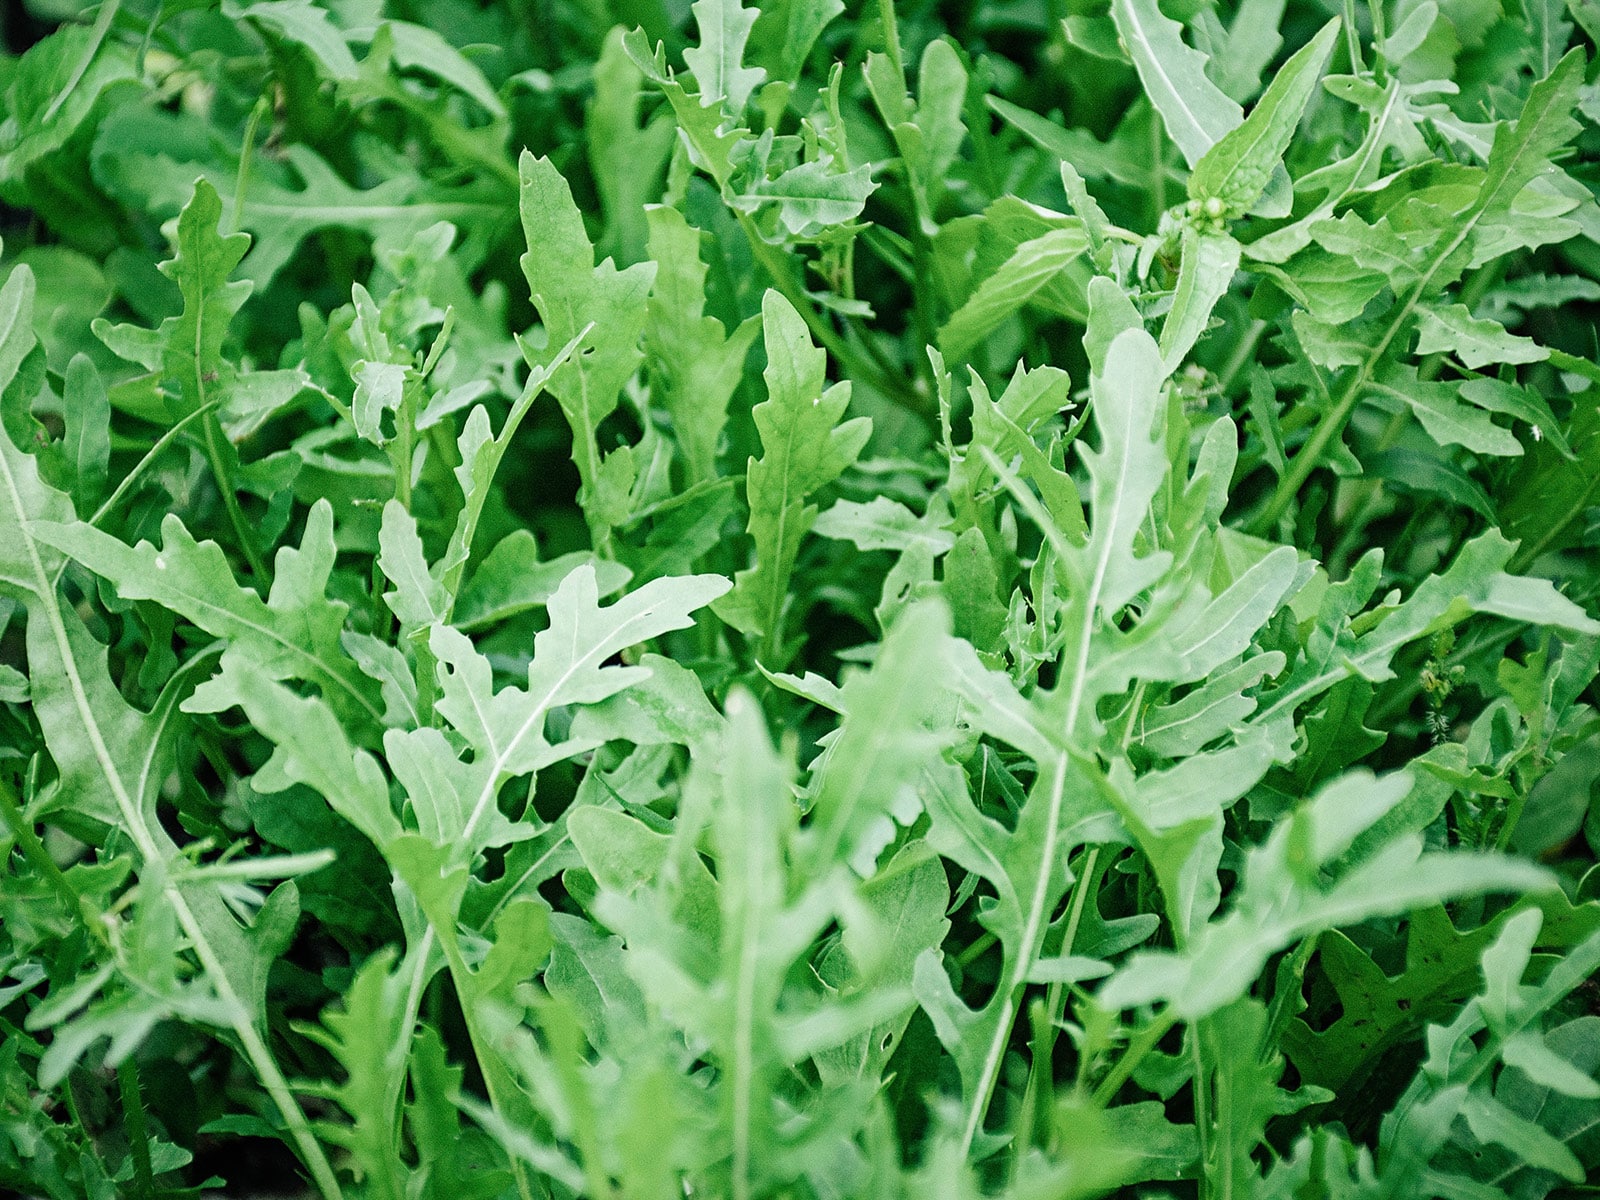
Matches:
[[4, 0, 1600, 1195]]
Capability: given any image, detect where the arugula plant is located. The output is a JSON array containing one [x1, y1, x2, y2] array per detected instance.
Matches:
[[4, 0, 1600, 1197]]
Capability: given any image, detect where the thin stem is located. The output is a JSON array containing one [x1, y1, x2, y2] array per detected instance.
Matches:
[[1216, 319, 1265, 396], [41, 0, 120, 126], [1246, 215, 1483, 535], [876, 0, 905, 81], [958, 751, 1070, 1155], [1016, 846, 1102, 1167], [117, 1058, 157, 1200], [1192, 1019, 1214, 1200], [200, 403, 269, 582], [231, 93, 271, 235], [432, 931, 538, 1200], [84, 399, 220, 529], [1092, 1009, 1179, 1106]]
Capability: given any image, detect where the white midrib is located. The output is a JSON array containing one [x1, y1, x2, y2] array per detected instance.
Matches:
[[458, 602, 667, 845], [1121, 9, 1219, 161], [0, 449, 344, 1200], [959, 391, 1136, 1152]]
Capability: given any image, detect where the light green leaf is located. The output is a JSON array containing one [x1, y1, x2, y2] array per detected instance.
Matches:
[[1101, 772, 1554, 1019], [712, 290, 870, 658], [939, 226, 1090, 361], [39, 501, 383, 732], [1110, 0, 1242, 169], [433, 565, 728, 847], [1079, 327, 1172, 620], [805, 602, 960, 873], [644, 205, 762, 482], [60, 352, 109, 506], [1473, 49, 1586, 220], [518, 152, 656, 539], [683, 0, 766, 113], [1189, 18, 1339, 217], [377, 501, 447, 630], [1159, 230, 1240, 370], [0, 265, 38, 427], [236, 673, 402, 857], [1414, 304, 1548, 369], [737, 157, 878, 234], [94, 178, 250, 416], [455, 535, 631, 633], [589, 29, 676, 265], [812, 496, 956, 554], [230, 0, 359, 80]]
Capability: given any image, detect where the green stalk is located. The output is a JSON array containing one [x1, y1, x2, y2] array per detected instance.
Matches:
[[1192, 1020, 1213, 1200], [430, 929, 538, 1200], [230, 93, 271, 235], [83, 400, 221, 531], [117, 1058, 157, 1200], [1015, 846, 1101, 1166], [1246, 218, 1491, 536], [198, 385, 269, 582], [1092, 1009, 1179, 1105]]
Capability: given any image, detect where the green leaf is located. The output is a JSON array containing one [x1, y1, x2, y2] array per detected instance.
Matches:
[[1414, 304, 1548, 369], [804, 602, 959, 873], [229, 0, 359, 80], [38, 502, 384, 733], [812, 495, 956, 554], [94, 178, 250, 417], [939, 226, 1091, 361], [683, 0, 767, 113], [373, 19, 505, 116], [712, 290, 870, 658], [735, 156, 878, 235], [0, 265, 38, 436], [1159, 231, 1240, 370], [518, 152, 656, 539], [1101, 772, 1555, 1020], [1109, 0, 1243, 169], [644, 205, 762, 482], [1189, 18, 1340, 217], [455, 536, 631, 633], [1472, 49, 1586, 220], [589, 29, 676, 266], [297, 949, 410, 1200], [750, 0, 846, 83], [431, 565, 728, 854], [205, 666, 399, 850], [377, 500, 447, 630]]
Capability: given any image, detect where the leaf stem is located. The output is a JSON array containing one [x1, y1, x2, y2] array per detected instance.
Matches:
[[1016, 845, 1101, 1165], [83, 399, 222, 531], [200, 404, 269, 582], [117, 1057, 157, 1200], [959, 750, 1070, 1155], [1192, 1019, 1213, 1200], [1092, 1008, 1179, 1105]]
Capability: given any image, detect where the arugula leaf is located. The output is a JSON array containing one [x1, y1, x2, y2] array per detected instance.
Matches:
[[712, 290, 870, 660]]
